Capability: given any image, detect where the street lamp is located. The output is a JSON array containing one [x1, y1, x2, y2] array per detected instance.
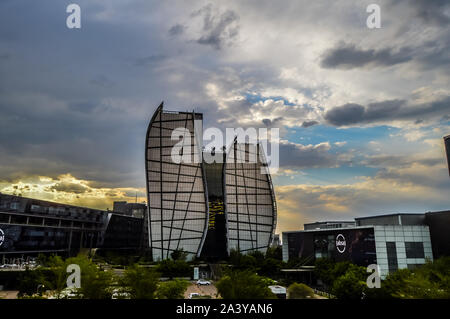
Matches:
[[36, 284, 45, 296]]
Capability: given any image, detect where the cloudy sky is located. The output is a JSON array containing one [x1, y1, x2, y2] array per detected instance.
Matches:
[[0, 0, 449, 233]]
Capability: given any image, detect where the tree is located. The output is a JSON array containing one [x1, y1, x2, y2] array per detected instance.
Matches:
[[45, 255, 68, 296], [216, 270, 276, 299], [266, 246, 282, 260], [314, 258, 337, 287], [331, 264, 367, 299], [17, 268, 49, 297], [156, 259, 191, 279], [228, 249, 258, 271], [381, 258, 450, 299], [170, 249, 188, 262], [65, 255, 114, 299], [119, 264, 160, 299], [287, 283, 315, 299], [258, 257, 282, 278], [156, 279, 189, 299]]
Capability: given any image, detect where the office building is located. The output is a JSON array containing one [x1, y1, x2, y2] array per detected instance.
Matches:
[[113, 201, 146, 218], [0, 193, 144, 261], [145, 102, 277, 261], [282, 211, 450, 277]]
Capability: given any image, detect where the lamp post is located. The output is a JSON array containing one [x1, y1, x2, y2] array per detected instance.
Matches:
[[36, 284, 45, 296]]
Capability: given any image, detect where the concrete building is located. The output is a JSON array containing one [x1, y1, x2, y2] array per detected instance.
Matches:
[[0, 193, 144, 262]]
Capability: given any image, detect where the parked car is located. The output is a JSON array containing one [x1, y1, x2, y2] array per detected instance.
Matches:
[[188, 293, 200, 299], [196, 279, 211, 286], [112, 289, 131, 299]]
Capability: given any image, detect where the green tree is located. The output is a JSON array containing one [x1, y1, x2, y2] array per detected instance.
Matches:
[[17, 268, 49, 297], [216, 270, 276, 299], [258, 257, 282, 278], [266, 246, 282, 260], [228, 249, 258, 271], [66, 255, 114, 299], [44, 255, 114, 299], [314, 258, 336, 287], [287, 283, 315, 299], [382, 258, 450, 299], [45, 255, 67, 296], [120, 264, 160, 299], [170, 249, 188, 261], [331, 264, 367, 299], [156, 259, 191, 278], [156, 279, 189, 299]]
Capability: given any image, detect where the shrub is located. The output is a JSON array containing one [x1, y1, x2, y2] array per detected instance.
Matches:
[[216, 270, 276, 299], [120, 264, 160, 299], [287, 283, 315, 299], [156, 279, 189, 299]]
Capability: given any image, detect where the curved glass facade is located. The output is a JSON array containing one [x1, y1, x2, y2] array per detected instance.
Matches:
[[145, 103, 277, 260], [224, 141, 277, 254], [145, 103, 209, 261]]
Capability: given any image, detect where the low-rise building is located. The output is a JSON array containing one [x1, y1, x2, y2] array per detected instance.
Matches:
[[0, 193, 144, 262], [282, 211, 450, 277]]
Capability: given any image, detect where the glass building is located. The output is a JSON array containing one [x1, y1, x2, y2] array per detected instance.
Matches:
[[145, 103, 209, 261], [225, 141, 277, 254], [145, 103, 277, 261]]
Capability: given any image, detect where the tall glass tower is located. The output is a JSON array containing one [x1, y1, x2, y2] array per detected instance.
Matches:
[[145, 103, 277, 261], [145, 103, 209, 261]]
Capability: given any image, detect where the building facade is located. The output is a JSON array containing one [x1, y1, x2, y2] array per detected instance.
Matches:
[[282, 211, 450, 277], [145, 103, 277, 261], [145, 103, 209, 261], [224, 141, 277, 254], [0, 193, 144, 262]]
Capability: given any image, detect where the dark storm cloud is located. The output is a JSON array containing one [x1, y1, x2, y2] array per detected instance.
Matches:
[[278, 141, 350, 169], [49, 182, 89, 194], [262, 117, 283, 127], [325, 96, 450, 126], [301, 120, 319, 128], [168, 24, 185, 36], [0, 1, 175, 188], [320, 44, 412, 69], [192, 4, 239, 50]]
